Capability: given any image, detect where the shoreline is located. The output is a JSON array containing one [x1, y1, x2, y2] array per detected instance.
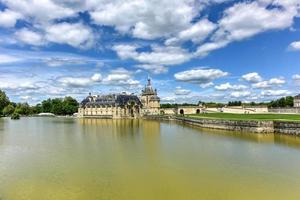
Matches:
[[145, 115, 300, 136]]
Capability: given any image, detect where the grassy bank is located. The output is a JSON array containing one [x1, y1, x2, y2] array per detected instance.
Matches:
[[186, 113, 300, 122]]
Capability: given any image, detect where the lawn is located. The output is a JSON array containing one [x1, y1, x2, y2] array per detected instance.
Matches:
[[186, 113, 300, 121]]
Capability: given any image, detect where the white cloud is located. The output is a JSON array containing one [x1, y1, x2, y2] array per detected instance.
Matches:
[[175, 86, 191, 95], [261, 90, 291, 97], [288, 41, 300, 51], [0, 81, 39, 90], [196, 1, 300, 56], [165, 19, 216, 45], [252, 77, 286, 88], [241, 72, 263, 83], [293, 74, 300, 81], [215, 82, 247, 91], [0, 54, 22, 64], [2, 0, 76, 23], [15, 28, 45, 46], [45, 22, 94, 48], [58, 73, 102, 87], [174, 68, 229, 85], [230, 91, 251, 98], [91, 73, 102, 82], [102, 68, 140, 86], [113, 44, 191, 65], [135, 64, 168, 74], [89, 0, 200, 39], [0, 9, 22, 28]]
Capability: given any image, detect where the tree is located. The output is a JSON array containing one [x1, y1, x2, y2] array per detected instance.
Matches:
[[62, 96, 79, 115], [31, 103, 42, 114], [3, 104, 15, 116], [14, 103, 31, 115], [51, 98, 64, 115], [41, 99, 53, 113], [0, 90, 10, 115]]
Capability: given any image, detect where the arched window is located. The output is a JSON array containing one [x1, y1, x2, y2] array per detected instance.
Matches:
[[196, 109, 200, 114], [180, 109, 184, 115]]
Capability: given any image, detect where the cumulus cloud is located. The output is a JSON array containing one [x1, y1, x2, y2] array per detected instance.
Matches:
[[196, 1, 300, 56], [175, 86, 191, 95], [174, 68, 229, 85], [2, 0, 76, 23], [215, 82, 247, 91], [15, 28, 45, 46], [241, 72, 263, 83], [113, 44, 192, 65], [261, 90, 291, 97], [0, 54, 22, 64], [0, 9, 22, 28], [165, 19, 217, 45], [45, 22, 94, 48], [252, 77, 286, 88], [135, 64, 168, 74], [230, 91, 251, 98], [89, 0, 200, 39], [288, 41, 300, 51], [58, 73, 102, 87]]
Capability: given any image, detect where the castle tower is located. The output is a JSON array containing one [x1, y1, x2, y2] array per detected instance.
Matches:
[[141, 78, 160, 110]]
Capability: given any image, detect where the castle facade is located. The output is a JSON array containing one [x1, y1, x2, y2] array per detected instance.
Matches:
[[78, 78, 160, 118]]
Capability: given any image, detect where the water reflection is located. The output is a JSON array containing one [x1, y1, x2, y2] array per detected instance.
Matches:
[[79, 118, 161, 139], [1, 118, 300, 200], [174, 120, 300, 149]]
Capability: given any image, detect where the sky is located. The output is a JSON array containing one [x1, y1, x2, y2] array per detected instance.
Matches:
[[0, 0, 300, 105]]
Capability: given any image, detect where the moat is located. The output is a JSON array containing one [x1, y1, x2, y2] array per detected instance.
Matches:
[[1, 117, 300, 200]]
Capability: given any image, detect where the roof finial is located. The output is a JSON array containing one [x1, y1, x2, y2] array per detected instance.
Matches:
[[147, 74, 151, 86]]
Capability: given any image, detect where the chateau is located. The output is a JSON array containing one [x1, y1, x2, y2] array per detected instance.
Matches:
[[294, 94, 300, 108], [78, 78, 160, 118]]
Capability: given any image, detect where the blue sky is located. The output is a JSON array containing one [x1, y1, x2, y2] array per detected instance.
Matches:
[[0, 0, 300, 104]]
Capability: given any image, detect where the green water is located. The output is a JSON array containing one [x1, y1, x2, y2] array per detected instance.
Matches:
[[1, 117, 300, 200]]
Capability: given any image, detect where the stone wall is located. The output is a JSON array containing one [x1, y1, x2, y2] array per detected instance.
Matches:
[[175, 117, 274, 133], [274, 121, 300, 136], [144, 116, 300, 136], [269, 108, 300, 114]]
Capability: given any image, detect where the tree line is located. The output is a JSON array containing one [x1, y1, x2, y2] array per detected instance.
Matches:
[[0, 90, 79, 117], [161, 96, 295, 108]]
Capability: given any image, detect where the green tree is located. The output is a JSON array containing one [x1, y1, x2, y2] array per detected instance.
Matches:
[[14, 103, 31, 116], [62, 96, 79, 115], [0, 90, 10, 115], [51, 98, 64, 115], [3, 104, 15, 116], [42, 99, 53, 113], [31, 103, 42, 114]]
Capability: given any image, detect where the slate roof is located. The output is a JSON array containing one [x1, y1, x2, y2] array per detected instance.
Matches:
[[81, 94, 142, 107], [295, 94, 300, 99]]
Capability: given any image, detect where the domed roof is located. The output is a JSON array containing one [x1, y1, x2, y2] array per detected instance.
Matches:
[[142, 78, 157, 96]]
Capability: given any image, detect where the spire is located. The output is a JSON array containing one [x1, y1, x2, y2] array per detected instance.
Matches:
[[147, 75, 151, 86]]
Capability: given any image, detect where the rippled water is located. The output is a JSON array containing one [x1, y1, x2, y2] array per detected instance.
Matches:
[[0, 117, 300, 200]]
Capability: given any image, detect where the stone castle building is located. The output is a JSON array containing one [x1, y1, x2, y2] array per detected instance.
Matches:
[[294, 94, 300, 108], [78, 78, 160, 118]]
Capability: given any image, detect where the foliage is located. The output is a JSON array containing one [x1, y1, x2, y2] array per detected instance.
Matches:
[[0, 90, 10, 115], [268, 96, 294, 108], [14, 103, 31, 116], [11, 113, 20, 120], [199, 101, 225, 108], [3, 104, 15, 116], [41, 97, 79, 115], [228, 101, 242, 106]]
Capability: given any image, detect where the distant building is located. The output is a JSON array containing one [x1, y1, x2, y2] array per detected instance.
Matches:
[[78, 78, 160, 118], [294, 94, 300, 108]]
